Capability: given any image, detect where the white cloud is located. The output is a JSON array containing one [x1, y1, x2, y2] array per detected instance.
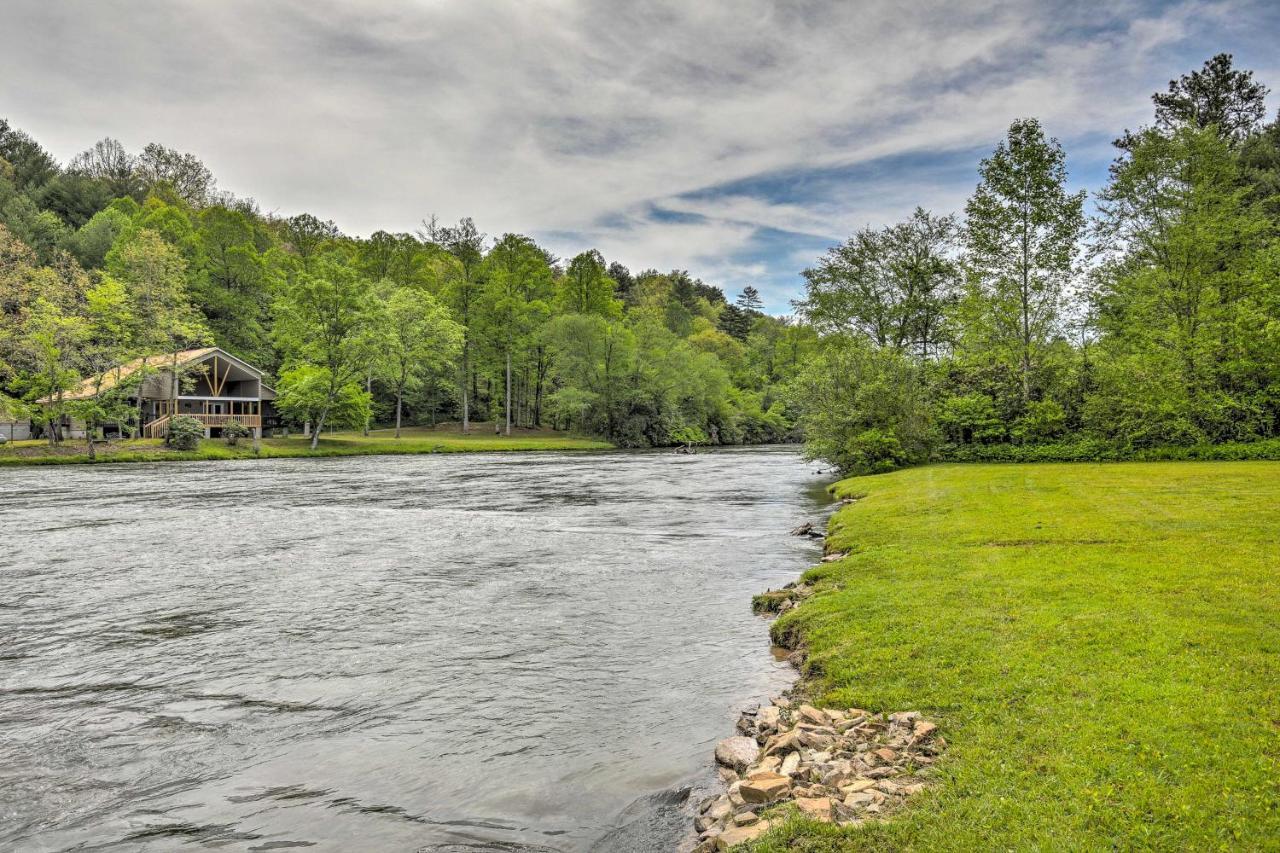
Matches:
[[0, 0, 1274, 310]]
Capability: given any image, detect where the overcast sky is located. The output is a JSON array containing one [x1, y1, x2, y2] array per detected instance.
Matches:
[[2, 0, 1277, 311]]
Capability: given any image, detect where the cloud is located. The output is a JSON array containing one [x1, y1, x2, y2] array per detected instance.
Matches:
[[1, 0, 1276, 312]]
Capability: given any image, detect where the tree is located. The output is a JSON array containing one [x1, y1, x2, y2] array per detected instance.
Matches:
[[1153, 53, 1269, 145], [1091, 125, 1277, 443], [380, 286, 462, 437], [963, 119, 1084, 407], [482, 234, 553, 434], [435, 217, 486, 432], [68, 138, 140, 197], [800, 207, 959, 359], [272, 256, 379, 449], [136, 143, 217, 206], [558, 249, 619, 316], [736, 285, 764, 312]]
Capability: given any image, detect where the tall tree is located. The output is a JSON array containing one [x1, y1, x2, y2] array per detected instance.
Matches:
[[482, 233, 553, 434], [379, 286, 462, 437], [963, 119, 1084, 406], [1153, 53, 1270, 145], [272, 256, 379, 449], [435, 217, 486, 432], [800, 207, 959, 358], [736, 285, 764, 312]]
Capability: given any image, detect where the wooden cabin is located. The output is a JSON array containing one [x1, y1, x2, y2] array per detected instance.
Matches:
[[50, 347, 278, 439]]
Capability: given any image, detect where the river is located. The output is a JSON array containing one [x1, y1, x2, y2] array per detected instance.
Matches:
[[0, 448, 830, 852]]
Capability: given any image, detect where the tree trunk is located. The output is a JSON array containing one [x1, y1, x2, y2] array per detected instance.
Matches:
[[505, 349, 512, 436], [363, 372, 372, 436], [395, 390, 403, 438], [461, 349, 470, 433], [86, 419, 96, 460], [310, 408, 328, 450]]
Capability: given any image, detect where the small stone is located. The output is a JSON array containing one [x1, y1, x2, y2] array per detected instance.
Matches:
[[708, 797, 733, 821], [764, 729, 803, 756], [715, 820, 771, 850], [900, 783, 926, 796], [695, 814, 718, 833], [740, 772, 791, 804], [717, 766, 738, 783], [874, 747, 898, 763], [757, 706, 781, 732], [755, 755, 781, 774], [773, 696, 793, 709], [844, 791, 876, 808], [841, 778, 876, 794], [876, 779, 900, 795], [913, 720, 938, 740], [794, 796, 834, 822], [798, 729, 835, 750], [824, 708, 846, 724], [889, 711, 921, 725], [780, 751, 800, 777], [797, 704, 827, 726], [733, 811, 759, 826], [715, 736, 760, 771]]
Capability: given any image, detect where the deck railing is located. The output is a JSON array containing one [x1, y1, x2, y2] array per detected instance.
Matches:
[[143, 413, 261, 438]]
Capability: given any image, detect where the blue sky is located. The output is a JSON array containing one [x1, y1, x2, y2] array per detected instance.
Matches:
[[2, 0, 1278, 312]]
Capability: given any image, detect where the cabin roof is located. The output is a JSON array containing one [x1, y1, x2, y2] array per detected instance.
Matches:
[[46, 347, 268, 402]]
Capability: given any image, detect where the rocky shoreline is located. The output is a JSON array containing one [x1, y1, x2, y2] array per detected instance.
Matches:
[[688, 512, 945, 851]]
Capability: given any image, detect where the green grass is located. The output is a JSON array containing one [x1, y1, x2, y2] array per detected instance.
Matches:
[[751, 462, 1280, 851], [0, 426, 610, 465]]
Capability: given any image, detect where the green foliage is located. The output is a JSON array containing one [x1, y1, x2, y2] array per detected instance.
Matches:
[[167, 414, 204, 450], [936, 393, 1004, 445], [787, 335, 934, 473], [222, 418, 251, 446]]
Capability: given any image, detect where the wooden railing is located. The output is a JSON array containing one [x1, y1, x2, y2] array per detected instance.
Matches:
[[143, 414, 260, 438]]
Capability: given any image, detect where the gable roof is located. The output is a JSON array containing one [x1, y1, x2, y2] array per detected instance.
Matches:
[[46, 347, 267, 402]]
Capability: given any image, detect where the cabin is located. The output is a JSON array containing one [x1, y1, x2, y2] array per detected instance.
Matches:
[[47, 347, 279, 440]]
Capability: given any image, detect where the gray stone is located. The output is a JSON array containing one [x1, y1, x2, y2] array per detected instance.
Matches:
[[715, 736, 760, 771]]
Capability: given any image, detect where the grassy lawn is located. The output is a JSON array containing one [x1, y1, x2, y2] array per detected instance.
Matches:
[[753, 462, 1280, 851], [0, 425, 610, 465]]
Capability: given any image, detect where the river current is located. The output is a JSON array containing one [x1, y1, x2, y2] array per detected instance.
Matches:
[[0, 448, 829, 851]]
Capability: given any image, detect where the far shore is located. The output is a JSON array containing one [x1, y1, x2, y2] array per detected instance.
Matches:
[[0, 424, 613, 466]]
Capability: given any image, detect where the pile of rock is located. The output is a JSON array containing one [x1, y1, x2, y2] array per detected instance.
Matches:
[[751, 581, 813, 616], [694, 700, 944, 850]]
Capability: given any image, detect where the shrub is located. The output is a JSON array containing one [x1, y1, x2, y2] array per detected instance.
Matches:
[[167, 415, 204, 451], [937, 393, 1004, 444], [222, 419, 252, 446], [839, 428, 909, 474], [1011, 399, 1067, 444]]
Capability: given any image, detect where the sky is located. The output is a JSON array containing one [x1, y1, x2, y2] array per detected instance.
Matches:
[[2, 0, 1278, 312]]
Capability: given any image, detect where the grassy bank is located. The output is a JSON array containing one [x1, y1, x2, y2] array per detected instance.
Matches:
[[753, 462, 1280, 851], [0, 425, 611, 466]]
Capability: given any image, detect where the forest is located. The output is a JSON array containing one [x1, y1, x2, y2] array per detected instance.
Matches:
[[2, 53, 1279, 470]]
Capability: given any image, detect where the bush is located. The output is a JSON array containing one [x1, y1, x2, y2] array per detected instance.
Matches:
[[1011, 399, 1067, 444], [167, 415, 204, 450], [937, 393, 1005, 444], [937, 437, 1280, 464], [222, 419, 252, 446], [839, 428, 909, 474]]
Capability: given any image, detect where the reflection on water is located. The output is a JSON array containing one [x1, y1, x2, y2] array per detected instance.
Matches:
[[0, 448, 829, 852]]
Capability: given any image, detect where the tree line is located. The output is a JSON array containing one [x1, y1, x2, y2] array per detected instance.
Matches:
[[0, 125, 812, 451], [791, 54, 1280, 472], [4, 53, 1277, 470]]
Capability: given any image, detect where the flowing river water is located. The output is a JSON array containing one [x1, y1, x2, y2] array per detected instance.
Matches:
[[0, 448, 831, 852]]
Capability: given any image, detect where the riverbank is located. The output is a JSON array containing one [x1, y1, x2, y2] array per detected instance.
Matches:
[[0, 425, 612, 465], [726, 462, 1280, 850]]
